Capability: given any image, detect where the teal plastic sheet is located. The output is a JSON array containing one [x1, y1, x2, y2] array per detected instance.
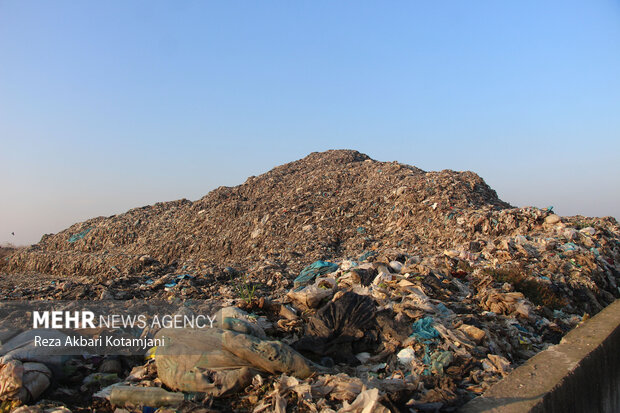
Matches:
[[411, 317, 440, 341], [293, 261, 339, 289], [68, 228, 92, 243]]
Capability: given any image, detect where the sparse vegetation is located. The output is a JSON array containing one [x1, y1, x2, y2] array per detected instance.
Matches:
[[229, 272, 257, 303], [573, 220, 595, 230]]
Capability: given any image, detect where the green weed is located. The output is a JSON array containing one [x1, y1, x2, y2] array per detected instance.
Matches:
[[229, 272, 257, 303]]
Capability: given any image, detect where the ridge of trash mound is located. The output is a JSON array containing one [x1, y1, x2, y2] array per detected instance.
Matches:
[[4, 150, 511, 279]]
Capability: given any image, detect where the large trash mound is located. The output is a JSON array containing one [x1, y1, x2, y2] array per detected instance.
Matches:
[[5, 149, 510, 279], [1, 149, 619, 412]]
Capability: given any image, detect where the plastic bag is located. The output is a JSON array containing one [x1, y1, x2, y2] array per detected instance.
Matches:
[[0, 360, 52, 402]]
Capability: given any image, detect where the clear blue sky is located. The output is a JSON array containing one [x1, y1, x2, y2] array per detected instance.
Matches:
[[1, 1, 619, 245]]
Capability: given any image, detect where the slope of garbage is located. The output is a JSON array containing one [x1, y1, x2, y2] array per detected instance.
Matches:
[[5, 150, 509, 280], [0, 150, 619, 412]]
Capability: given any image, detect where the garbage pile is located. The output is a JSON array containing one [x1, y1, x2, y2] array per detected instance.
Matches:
[[0, 150, 619, 412], [4, 150, 510, 279]]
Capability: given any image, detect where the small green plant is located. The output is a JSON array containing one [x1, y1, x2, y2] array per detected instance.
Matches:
[[572, 220, 595, 230], [229, 272, 257, 303]]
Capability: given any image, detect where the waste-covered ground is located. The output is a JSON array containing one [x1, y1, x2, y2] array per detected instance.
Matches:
[[1, 150, 619, 412]]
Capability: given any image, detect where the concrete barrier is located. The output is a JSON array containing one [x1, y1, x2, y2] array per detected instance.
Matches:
[[460, 299, 620, 413]]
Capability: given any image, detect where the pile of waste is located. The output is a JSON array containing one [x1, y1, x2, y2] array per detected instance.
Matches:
[[0, 150, 619, 412], [4, 150, 510, 279]]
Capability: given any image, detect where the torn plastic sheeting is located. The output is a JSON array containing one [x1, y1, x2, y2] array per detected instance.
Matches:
[[372, 272, 392, 285], [287, 277, 336, 309], [580, 227, 597, 236], [68, 228, 92, 243], [410, 317, 440, 341], [420, 348, 453, 376], [0, 360, 52, 403], [312, 373, 364, 402], [154, 327, 316, 396], [294, 292, 379, 365], [0, 330, 79, 380], [164, 274, 195, 288], [429, 351, 453, 374], [434, 324, 475, 350], [222, 317, 267, 339], [293, 261, 339, 289], [252, 374, 314, 413], [358, 251, 377, 261], [561, 242, 578, 252], [435, 303, 452, 317], [221, 330, 315, 378], [215, 306, 267, 339], [338, 387, 389, 413], [339, 268, 377, 287]]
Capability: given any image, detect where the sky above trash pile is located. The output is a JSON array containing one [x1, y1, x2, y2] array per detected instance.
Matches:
[[1, 1, 619, 246]]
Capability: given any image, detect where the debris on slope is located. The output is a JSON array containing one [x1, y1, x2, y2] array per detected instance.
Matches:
[[0, 150, 619, 412], [6, 150, 510, 279]]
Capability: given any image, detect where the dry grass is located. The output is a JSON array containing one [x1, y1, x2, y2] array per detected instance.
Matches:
[[485, 266, 567, 310], [0, 244, 23, 270]]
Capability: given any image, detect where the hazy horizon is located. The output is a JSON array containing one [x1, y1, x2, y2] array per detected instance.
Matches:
[[2, 148, 618, 247], [2, 1, 619, 246]]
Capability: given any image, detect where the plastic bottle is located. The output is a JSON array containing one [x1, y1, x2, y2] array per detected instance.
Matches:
[[109, 386, 187, 407]]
